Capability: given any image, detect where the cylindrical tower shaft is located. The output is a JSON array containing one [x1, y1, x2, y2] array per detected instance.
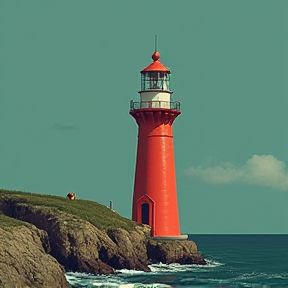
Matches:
[[131, 109, 181, 237]]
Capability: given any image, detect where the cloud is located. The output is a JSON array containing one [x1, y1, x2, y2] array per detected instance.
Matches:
[[51, 123, 79, 131], [185, 154, 288, 191]]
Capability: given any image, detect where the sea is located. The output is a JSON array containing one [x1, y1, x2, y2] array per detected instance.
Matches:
[[66, 234, 288, 288]]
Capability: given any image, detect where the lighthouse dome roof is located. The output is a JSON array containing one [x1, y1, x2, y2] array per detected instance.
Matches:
[[141, 51, 170, 74]]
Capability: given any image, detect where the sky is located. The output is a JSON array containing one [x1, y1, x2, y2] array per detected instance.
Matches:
[[1, 0, 288, 234]]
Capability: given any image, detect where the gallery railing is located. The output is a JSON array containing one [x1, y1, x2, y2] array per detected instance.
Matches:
[[130, 100, 180, 111]]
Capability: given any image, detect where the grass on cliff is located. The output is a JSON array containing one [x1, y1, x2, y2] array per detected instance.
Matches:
[[0, 214, 31, 231], [0, 189, 139, 232]]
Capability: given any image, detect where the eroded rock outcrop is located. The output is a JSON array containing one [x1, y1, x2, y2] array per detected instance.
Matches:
[[0, 224, 67, 288], [147, 239, 206, 265], [0, 198, 154, 274]]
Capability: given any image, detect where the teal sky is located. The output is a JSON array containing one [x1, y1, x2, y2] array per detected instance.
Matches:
[[1, 0, 288, 234]]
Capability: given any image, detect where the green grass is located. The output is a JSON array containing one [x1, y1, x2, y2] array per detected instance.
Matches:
[[0, 189, 139, 231], [0, 214, 30, 231]]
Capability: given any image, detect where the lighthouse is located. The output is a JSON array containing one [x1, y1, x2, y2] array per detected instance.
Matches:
[[130, 49, 187, 239]]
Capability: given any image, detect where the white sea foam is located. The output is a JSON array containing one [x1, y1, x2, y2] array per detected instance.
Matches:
[[115, 259, 224, 275], [66, 259, 224, 281], [203, 259, 224, 267], [66, 271, 125, 287], [66, 260, 224, 287], [115, 269, 148, 275], [148, 259, 224, 273]]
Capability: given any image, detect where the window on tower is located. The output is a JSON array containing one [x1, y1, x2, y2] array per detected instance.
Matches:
[[141, 72, 170, 91]]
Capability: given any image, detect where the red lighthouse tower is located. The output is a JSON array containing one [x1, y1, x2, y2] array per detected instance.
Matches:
[[130, 50, 187, 239]]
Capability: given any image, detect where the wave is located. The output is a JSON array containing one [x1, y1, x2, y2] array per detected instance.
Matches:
[[230, 271, 288, 282], [148, 260, 224, 273], [66, 260, 224, 287], [113, 260, 224, 275], [178, 272, 288, 287], [178, 272, 288, 288], [66, 271, 172, 288], [66, 262, 288, 288]]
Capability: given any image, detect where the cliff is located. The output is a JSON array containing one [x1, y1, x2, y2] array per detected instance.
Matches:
[[0, 189, 205, 288], [0, 215, 67, 288]]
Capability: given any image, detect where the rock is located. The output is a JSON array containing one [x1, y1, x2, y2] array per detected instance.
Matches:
[[0, 224, 67, 288], [106, 227, 150, 271], [0, 199, 115, 274], [0, 198, 150, 274], [147, 239, 206, 265]]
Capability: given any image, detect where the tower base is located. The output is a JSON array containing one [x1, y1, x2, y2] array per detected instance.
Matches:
[[152, 235, 188, 240]]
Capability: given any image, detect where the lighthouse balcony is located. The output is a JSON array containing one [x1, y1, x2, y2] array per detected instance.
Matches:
[[130, 100, 180, 111]]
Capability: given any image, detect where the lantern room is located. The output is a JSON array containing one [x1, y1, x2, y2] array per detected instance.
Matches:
[[134, 51, 177, 110], [141, 71, 171, 91], [140, 51, 171, 92]]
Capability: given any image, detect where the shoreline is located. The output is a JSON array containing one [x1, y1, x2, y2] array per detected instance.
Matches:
[[0, 189, 206, 288]]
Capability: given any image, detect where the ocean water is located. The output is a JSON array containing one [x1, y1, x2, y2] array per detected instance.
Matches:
[[66, 234, 288, 288]]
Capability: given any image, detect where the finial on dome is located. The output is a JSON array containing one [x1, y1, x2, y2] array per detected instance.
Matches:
[[152, 51, 160, 61]]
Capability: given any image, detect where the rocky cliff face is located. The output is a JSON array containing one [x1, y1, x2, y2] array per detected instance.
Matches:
[[0, 223, 67, 288], [0, 192, 206, 288]]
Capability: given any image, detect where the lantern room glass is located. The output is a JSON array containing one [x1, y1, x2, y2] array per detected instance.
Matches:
[[141, 72, 170, 91]]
